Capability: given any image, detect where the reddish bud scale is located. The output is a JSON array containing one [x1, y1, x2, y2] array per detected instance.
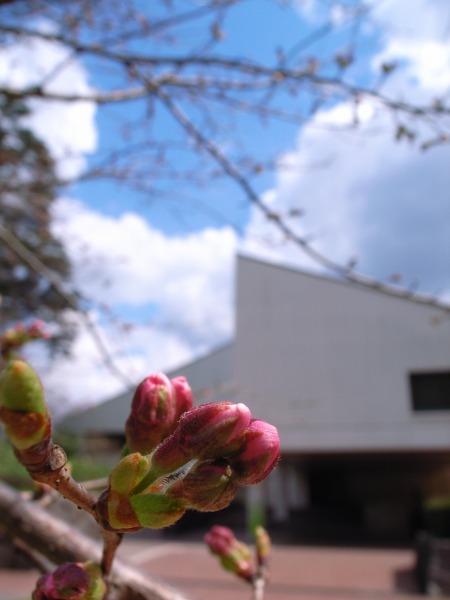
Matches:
[[96, 487, 186, 532], [0, 406, 51, 450], [96, 489, 142, 533]]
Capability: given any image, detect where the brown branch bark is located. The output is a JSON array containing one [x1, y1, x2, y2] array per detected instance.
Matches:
[[0, 479, 190, 600], [11, 435, 125, 580]]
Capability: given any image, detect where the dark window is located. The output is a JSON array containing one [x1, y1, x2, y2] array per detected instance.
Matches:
[[410, 371, 450, 411]]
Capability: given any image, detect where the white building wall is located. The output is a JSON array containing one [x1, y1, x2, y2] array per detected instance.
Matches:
[[234, 256, 450, 453]]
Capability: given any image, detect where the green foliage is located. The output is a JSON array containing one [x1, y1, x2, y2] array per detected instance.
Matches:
[[0, 436, 30, 488], [0, 93, 76, 350], [54, 430, 82, 457], [69, 457, 111, 484], [0, 436, 110, 489], [424, 495, 450, 510]]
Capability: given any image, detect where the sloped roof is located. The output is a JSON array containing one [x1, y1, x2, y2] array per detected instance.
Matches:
[[60, 342, 234, 435], [59, 254, 450, 444]]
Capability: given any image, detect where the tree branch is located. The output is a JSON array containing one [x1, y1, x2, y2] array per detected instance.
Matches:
[[155, 88, 450, 315], [0, 479, 190, 600], [0, 224, 134, 387]]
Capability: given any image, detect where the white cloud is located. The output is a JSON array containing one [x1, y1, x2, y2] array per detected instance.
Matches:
[[51, 198, 236, 342], [242, 0, 450, 300], [368, 0, 450, 43], [34, 198, 237, 414], [244, 101, 450, 296], [5, 0, 450, 416], [0, 35, 97, 178], [26, 309, 195, 419], [369, 0, 450, 99], [375, 39, 450, 93]]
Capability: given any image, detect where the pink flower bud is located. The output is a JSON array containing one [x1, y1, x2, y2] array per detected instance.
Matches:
[[170, 376, 193, 422], [204, 525, 254, 581], [27, 320, 51, 339], [150, 402, 252, 478], [32, 561, 106, 600], [1, 321, 50, 359], [204, 525, 235, 555], [229, 419, 280, 484], [169, 459, 238, 512], [177, 402, 252, 458], [125, 372, 176, 454]]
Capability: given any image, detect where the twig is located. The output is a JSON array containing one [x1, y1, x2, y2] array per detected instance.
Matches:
[[21, 443, 98, 517], [155, 88, 450, 316], [12, 536, 54, 574], [252, 576, 266, 600], [102, 531, 123, 577], [0, 224, 133, 387]]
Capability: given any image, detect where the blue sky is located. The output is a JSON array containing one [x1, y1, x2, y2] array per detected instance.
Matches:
[[0, 0, 449, 413]]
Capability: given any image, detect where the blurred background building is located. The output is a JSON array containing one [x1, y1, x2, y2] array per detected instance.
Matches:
[[63, 255, 450, 543]]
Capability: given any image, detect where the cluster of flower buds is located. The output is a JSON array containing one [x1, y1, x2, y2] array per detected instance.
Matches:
[[1, 320, 50, 360], [124, 372, 193, 455], [204, 525, 271, 582], [32, 561, 106, 600], [97, 388, 280, 533], [0, 359, 51, 465]]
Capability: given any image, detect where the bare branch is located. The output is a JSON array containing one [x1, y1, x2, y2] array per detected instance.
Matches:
[[155, 89, 450, 315], [0, 480, 189, 600], [0, 224, 134, 387], [0, 1, 448, 333]]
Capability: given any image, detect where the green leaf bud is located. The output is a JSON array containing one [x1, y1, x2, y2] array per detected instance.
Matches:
[[0, 360, 50, 450], [109, 452, 152, 496], [130, 492, 185, 529], [0, 360, 47, 414]]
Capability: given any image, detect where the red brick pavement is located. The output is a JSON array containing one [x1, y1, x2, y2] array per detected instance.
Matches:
[[0, 541, 422, 600]]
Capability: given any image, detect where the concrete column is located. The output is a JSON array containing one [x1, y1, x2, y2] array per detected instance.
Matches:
[[286, 463, 309, 509], [267, 465, 289, 522]]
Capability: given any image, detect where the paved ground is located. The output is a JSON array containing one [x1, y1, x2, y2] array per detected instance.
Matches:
[[0, 537, 422, 600]]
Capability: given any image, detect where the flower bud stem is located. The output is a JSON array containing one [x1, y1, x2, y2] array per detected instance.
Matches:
[[252, 575, 266, 600], [22, 443, 97, 517], [101, 530, 123, 576]]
